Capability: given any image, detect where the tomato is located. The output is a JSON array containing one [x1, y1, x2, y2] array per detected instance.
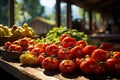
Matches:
[[106, 59, 120, 73], [45, 44, 59, 56], [60, 34, 70, 43], [19, 38, 29, 51], [37, 53, 47, 66], [4, 41, 12, 50], [91, 49, 109, 61], [61, 37, 76, 48], [94, 62, 105, 75], [12, 40, 20, 45], [8, 44, 17, 51], [99, 43, 113, 51], [31, 47, 44, 57], [80, 58, 98, 75], [15, 45, 22, 52], [83, 45, 97, 56], [74, 57, 84, 70], [58, 48, 73, 60], [112, 51, 120, 60], [70, 45, 84, 58], [59, 59, 75, 74], [27, 45, 34, 51], [76, 40, 87, 48], [41, 57, 59, 71]]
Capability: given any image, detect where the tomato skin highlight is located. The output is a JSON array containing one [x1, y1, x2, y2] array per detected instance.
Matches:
[[59, 59, 75, 74]]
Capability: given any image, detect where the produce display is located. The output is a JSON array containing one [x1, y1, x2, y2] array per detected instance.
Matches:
[[0, 23, 36, 37], [0, 27, 120, 78]]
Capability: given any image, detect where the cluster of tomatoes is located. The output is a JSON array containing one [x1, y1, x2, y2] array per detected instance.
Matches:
[[3, 34, 120, 75], [34, 34, 120, 75]]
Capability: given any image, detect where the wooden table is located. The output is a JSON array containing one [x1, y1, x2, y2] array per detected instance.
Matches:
[[0, 55, 120, 80]]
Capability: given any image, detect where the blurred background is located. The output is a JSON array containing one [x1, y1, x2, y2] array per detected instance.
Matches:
[[0, 0, 120, 35]]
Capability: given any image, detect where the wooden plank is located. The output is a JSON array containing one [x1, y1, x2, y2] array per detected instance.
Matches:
[[0, 57, 58, 80], [0, 55, 120, 80]]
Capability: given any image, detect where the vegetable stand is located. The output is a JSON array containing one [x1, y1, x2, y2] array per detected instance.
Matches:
[[0, 56, 119, 80]]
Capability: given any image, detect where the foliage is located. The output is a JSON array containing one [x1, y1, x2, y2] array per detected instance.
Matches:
[[0, 0, 9, 26]]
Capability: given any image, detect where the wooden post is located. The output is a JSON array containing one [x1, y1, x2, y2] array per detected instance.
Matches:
[[56, 0, 61, 27], [89, 10, 92, 31], [9, 0, 14, 28], [67, 1, 72, 29]]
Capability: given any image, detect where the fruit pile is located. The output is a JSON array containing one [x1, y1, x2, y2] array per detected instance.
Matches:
[[10, 33, 119, 75], [0, 23, 36, 38]]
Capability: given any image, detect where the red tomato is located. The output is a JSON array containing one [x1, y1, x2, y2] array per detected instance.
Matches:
[[4, 41, 12, 50], [58, 48, 73, 60], [19, 38, 29, 51], [106, 59, 120, 73], [15, 45, 22, 52], [76, 40, 87, 48], [8, 44, 17, 51], [80, 58, 98, 75], [37, 53, 47, 66], [12, 40, 20, 45], [94, 62, 105, 75], [74, 57, 84, 70], [83, 45, 97, 56], [70, 45, 84, 58], [31, 47, 44, 57], [59, 59, 75, 74], [45, 44, 59, 56], [60, 34, 70, 43], [27, 45, 34, 51], [99, 43, 113, 51], [41, 57, 59, 71], [91, 49, 109, 61], [112, 51, 120, 60], [61, 37, 76, 48]]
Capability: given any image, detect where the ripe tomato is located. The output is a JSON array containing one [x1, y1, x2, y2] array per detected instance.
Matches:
[[45, 44, 59, 56], [15, 45, 22, 52], [60, 34, 70, 43], [59, 59, 75, 74], [94, 62, 105, 75], [74, 57, 84, 70], [76, 40, 87, 48], [83, 45, 97, 56], [58, 48, 73, 60], [61, 37, 76, 48], [31, 47, 44, 57], [91, 49, 109, 61], [99, 43, 113, 51], [37, 53, 47, 66], [70, 45, 84, 58], [19, 38, 29, 51], [4, 41, 12, 50], [80, 58, 98, 75], [27, 45, 34, 51], [112, 51, 120, 60], [41, 57, 59, 71], [106, 59, 120, 73], [8, 44, 17, 51]]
